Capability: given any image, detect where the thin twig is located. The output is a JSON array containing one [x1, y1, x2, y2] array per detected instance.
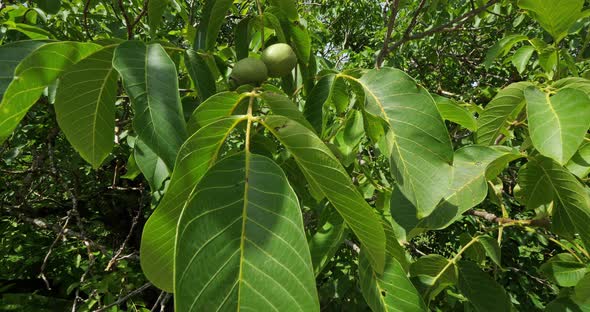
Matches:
[[92, 283, 152, 312], [150, 291, 166, 312], [117, 0, 133, 39], [131, 0, 149, 29], [39, 212, 71, 290]]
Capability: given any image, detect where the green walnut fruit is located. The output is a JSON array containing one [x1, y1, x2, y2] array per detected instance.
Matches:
[[229, 57, 268, 87], [261, 43, 297, 78]]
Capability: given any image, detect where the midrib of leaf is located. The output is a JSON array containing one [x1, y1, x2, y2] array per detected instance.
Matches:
[[237, 149, 252, 309], [539, 92, 563, 157]]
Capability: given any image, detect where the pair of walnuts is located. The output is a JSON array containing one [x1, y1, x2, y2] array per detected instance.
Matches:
[[229, 43, 297, 87]]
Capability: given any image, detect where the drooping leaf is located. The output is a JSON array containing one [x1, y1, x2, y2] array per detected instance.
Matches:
[[141, 116, 244, 292], [194, 0, 234, 51], [525, 86, 590, 164], [134, 138, 170, 192], [54, 45, 118, 168], [308, 207, 346, 276], [477, 235, 502, 268], [148, 0, 169, 34], [261, 91, 315, 132], [518, 0, 584, 43], [186, 92, 247, 133], [350, 68, 454, 218], [175, 152, 319, 311], [540, 253, 587, 287], [484, 34, 529, 68], [359, 221, 426, 312], [519, 156, 590, 249], [511, 45, 536, 74], [0, 40, 47, 101], [235, 17, 253, 60], [477, 81, 532, 145], [0, 42, 101, 144], [262, 115, 386, 273], [432, 94, 477, 131], [303, 74, 333, 133], [288, 22, 311, 64], [457, 261, 512, 312], [185, 50, 217, 102], [4, 22, 53, 39], [113, 41, 187, 171]]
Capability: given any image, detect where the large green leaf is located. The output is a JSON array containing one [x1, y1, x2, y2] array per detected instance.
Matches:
[[567, 141, 590, 179], [349, 68, 454, 218], [410, 254, 457, 287], [175, 152, 319, 311], [54, 46, 118, 168], [359, 222, 427, 312], [0, 40, 47, 101], [476, 81, 532, 145], [391, 146, 521, 237], [540, 253, 587, 287], [518, 0, 583, 43], [194, 0, 234, 51], [308, 208, 346, 276], [484, 34, 529, 68], [525, 87, 590, 165], [268, 0, 299, 21], [113, 41, 187, 171], [0, 41, 100, 143], [432, 94, 477, 131], [519, 156, 590, 249], [141, 116, 244, 292], [262, 115, 386, 273], [261, 91, 315, 131], [457, 261, 512, 312]]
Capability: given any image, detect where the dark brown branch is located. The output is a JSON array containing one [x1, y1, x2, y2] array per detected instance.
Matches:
[[131, 0, 149, 29], [83, 0, 93, 40], [92, 282, 152, 312], [375, 0, 401, 68], [467, 209, 551, 228], [388, 0, 500, 53], [117, 0, 133, 39]]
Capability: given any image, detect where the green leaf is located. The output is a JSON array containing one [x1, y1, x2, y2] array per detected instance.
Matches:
[[186, 92, 247, 133], [303, 74, 333, 133], [391, 146, 521, 237], [574, 273, 590, 304], [36, 0, 61, 14], [540, 253, 587, 287], [359, 221, 427, 312], [262, 115, 386, 273], [134, 138, 170, 192], [235, 17, 253, 60], [432, 94, 477, 131], [511, 45, 535, 74], [477, 235, 502, 267], [54, 45, 118, 168], [566, 141, 590, 179], [194, 0, 234, 50], [175, 152, 319, 311], [351, 68, 454, 218], [308, 207, 346, 276], [0, 41, 101, 144], [519, 156, 590, 249], [484, 34, 528, 68], [410, 254, 457, 287], [526, 87, 590, 164], [457, 261, 512, 312], [113, 41, 187, 170], [261, 91, 315, 131], [141, 116, 244, 292], [477, 82, 532, 145], [3, 22, 53, 39], [148, 0, 169, 34], [269, 0, 299, 21], [185, 50, 217, 102], [0, 40, 47, 101], [328, 76, 349, 114], [518, 0, 583, 43], [288, 22, 311, 64]]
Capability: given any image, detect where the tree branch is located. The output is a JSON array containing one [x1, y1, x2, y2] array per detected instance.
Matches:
[[375, 0, 401, 68], [92, 282, 152, 312], [387, 0, 500, 53], [467, 209, 551, 228]]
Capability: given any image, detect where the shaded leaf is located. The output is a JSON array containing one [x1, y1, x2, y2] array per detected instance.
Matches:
[[457, 261, 512, 312], [0, 40, 47, 101], [54, 45, 118, 168], [187, 92, 247, 133], [484, 34, 528, 68], [185, 50, 217, 102], [566, 141, 590, 179], [432, 94, 477, 131], [540, 253, 587, 287], [113, 41, 187, 170], [308, 207, 346, 276], [194, 0, 234, 50], [134, 138, 170, 192]]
